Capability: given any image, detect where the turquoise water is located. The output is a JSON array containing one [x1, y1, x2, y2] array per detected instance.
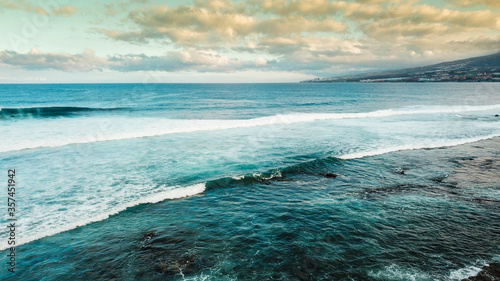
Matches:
[[1, 83, 499, 280]]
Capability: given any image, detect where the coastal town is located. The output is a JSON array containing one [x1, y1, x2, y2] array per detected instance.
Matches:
[[307, 71, 500, 83], [302, 52, 500, 83]]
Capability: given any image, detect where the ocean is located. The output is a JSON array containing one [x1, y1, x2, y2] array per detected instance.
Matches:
[[1, 83, 499, 280]]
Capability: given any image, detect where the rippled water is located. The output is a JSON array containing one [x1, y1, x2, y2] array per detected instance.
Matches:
[[1, 83, 499, 280]]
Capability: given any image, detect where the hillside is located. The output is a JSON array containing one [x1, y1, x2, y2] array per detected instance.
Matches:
[[301, 52, 500, 83]]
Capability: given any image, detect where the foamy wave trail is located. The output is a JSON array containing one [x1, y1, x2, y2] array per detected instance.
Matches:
[[448, 262, 485, 281], [258, 104, 500, 123], [339, 133, 500, 160], [206, 170, 286, 190], [0, 183, 206, 251], [2, 104, 499, 153], [205, 158, 346, 190], [368, 264, 432, 281], [448, 256, 500, 280], [0, 106, 125, 119]]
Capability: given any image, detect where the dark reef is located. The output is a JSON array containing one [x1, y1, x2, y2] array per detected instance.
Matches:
[[462, 263, 500, 281]]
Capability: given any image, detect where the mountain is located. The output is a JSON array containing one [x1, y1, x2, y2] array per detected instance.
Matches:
[[301, 52, 500, 83]]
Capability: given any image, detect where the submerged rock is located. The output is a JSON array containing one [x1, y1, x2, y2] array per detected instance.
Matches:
[[273, 177, 293, 182], [258, 174, 293, 184], [462, 263, 500, 281], [431, 174, 448, 183], [140, 230, 158, 248], [320, 172, 338, 178], [361, 184, 428, 198], [259, 179, 271, 185], [136, 229, 206, 277], [472, 198, 500, 205], [394, 167, 406, 175], [143, 230, 157, 242], [154, 258, 197, 275]]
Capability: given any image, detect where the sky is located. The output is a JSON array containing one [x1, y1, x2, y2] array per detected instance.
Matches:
[[0, 0, 499, 83]]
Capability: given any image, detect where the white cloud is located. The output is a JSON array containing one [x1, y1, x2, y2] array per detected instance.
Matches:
[[0, 48, 273, 73], [0, 48, 112, 71]]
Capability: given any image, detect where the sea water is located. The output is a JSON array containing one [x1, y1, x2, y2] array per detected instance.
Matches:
[[0, 83, 499, 280]]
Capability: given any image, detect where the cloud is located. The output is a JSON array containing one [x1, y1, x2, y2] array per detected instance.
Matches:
[[256, 16, 346, 36], [379, 3, 500, 28], [0, 0, 46, 14], [432, 35, 500, 53], [97, 0, 500, 50], [358, 2, 500, 45], [0, 48, 112, 71], [104, 4, 116, 16], [0, 47, 366, 75], [123, 3, 258, 45], [448, 0, 500, 8], [364, 22, 450, 39], [52, 6, 77, 17], [97, 0, 349, 47], [110, 49, 253, 72], [94, 29, 153, 44], [247, 0, 340, 16], [0, 1, 77, 17], [0, 48, 271, 73]]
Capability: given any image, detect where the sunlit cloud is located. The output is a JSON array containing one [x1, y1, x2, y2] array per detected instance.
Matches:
[[0, 0, 43, 14], [0, 1, 77, 17], [97, 0, 347, 47], [97, 1, 500, 57], [448, 0, 500, 9], [52, 6, 77, 17]]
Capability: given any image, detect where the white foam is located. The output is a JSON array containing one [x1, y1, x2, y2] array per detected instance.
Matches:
[[448, 263, 484, 281], [0, 183, 205, 251], [447, 257, 500, 281], [339, 133, 500, 160], [2, 103, 499, 153], [368, 264, 432, 281]]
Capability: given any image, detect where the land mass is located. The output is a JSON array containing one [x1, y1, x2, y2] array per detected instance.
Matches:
[[301, 52, 500, 83]]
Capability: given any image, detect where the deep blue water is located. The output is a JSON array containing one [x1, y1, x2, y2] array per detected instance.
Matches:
[[1, 83, 499, 280]]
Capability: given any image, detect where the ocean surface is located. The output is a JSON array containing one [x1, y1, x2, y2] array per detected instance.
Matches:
[[1, 83, 499, 280]]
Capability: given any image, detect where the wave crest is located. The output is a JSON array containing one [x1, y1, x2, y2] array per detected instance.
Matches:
[[0, 183, 206, 251], [0, 106, 125, 119]]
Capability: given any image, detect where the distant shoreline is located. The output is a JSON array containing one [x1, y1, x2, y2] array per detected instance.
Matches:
[[302, 51, 500, 83], [301, 80, 500, 83]]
